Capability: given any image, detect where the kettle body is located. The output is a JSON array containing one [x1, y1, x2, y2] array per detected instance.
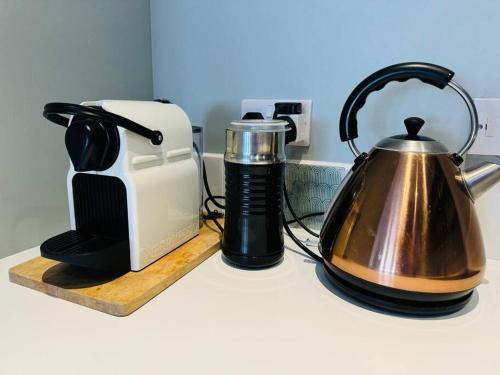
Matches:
[[320, 62, 495, 315], [320, 149, 485, 303]]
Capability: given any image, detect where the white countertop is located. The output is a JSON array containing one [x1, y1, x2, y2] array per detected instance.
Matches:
[[1, 231, 499, 375]]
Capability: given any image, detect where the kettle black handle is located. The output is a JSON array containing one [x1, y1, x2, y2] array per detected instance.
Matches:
[[43, 102, 164, 145], [339, 62, 455, 142]]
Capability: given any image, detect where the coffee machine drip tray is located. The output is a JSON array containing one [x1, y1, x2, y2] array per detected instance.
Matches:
[[41, 230, 130, 273]]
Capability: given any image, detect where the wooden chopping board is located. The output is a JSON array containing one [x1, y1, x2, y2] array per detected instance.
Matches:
[[9, 222, 221, 316]]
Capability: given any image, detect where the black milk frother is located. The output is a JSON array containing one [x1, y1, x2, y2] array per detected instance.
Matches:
[[222, 120, 289, 268]]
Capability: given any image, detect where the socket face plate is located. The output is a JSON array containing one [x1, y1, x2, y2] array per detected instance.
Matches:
[[241, 99, 312, 146], [469, 98, 500, 155]]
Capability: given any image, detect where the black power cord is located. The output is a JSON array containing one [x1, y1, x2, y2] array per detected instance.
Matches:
[[271, 103, 323, 260], [202, 161, 225, 233], [204, 196, 224, 233], [283, 183, 320, 238], [203, 162, 225, 210], [282, 214, 323, 262], [282, 184, 323, 262], [286, 212, 324, 225], [193, 141, 225, 233]]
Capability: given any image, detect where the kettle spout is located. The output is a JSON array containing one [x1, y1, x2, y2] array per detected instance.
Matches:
[[462, 159, 500, 200]]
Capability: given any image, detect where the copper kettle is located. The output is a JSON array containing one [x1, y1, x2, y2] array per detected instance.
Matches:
[[320, 62, 500, 315]]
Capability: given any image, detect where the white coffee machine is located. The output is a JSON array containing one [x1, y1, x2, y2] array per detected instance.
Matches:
[[41, 100, 199, 272]]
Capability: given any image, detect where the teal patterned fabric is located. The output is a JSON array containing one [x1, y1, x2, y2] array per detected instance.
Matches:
[[284, 163, 347, 230]]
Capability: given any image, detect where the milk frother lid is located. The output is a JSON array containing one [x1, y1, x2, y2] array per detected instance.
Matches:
[[229, 119, 289, 132], [225, 119, 288, 165]]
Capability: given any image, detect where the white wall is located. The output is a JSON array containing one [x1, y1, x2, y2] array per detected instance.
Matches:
[[2, 1, 499, 258], [151, 0, 500, 163], [0, 0, 153, 258]]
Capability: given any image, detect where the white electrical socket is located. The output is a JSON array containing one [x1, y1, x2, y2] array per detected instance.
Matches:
[[468, 98, 500, 155], [241, 99, 312, 146]]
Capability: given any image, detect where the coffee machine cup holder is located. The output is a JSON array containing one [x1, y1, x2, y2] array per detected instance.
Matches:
[[41, 230, 130, 274]]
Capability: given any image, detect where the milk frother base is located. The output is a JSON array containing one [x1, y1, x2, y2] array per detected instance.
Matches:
[[323, 263, 473, 316], [222, 253, 283, 269]]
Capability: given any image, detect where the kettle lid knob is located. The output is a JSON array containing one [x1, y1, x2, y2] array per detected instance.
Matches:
[[404, 117, 425, 137]]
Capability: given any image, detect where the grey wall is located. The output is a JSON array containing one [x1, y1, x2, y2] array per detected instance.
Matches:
[[0, 0, 153, 258], [151, 0, 499, 162]]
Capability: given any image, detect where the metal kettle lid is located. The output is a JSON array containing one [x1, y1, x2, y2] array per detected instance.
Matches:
[[374, 117, 449, 154]]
